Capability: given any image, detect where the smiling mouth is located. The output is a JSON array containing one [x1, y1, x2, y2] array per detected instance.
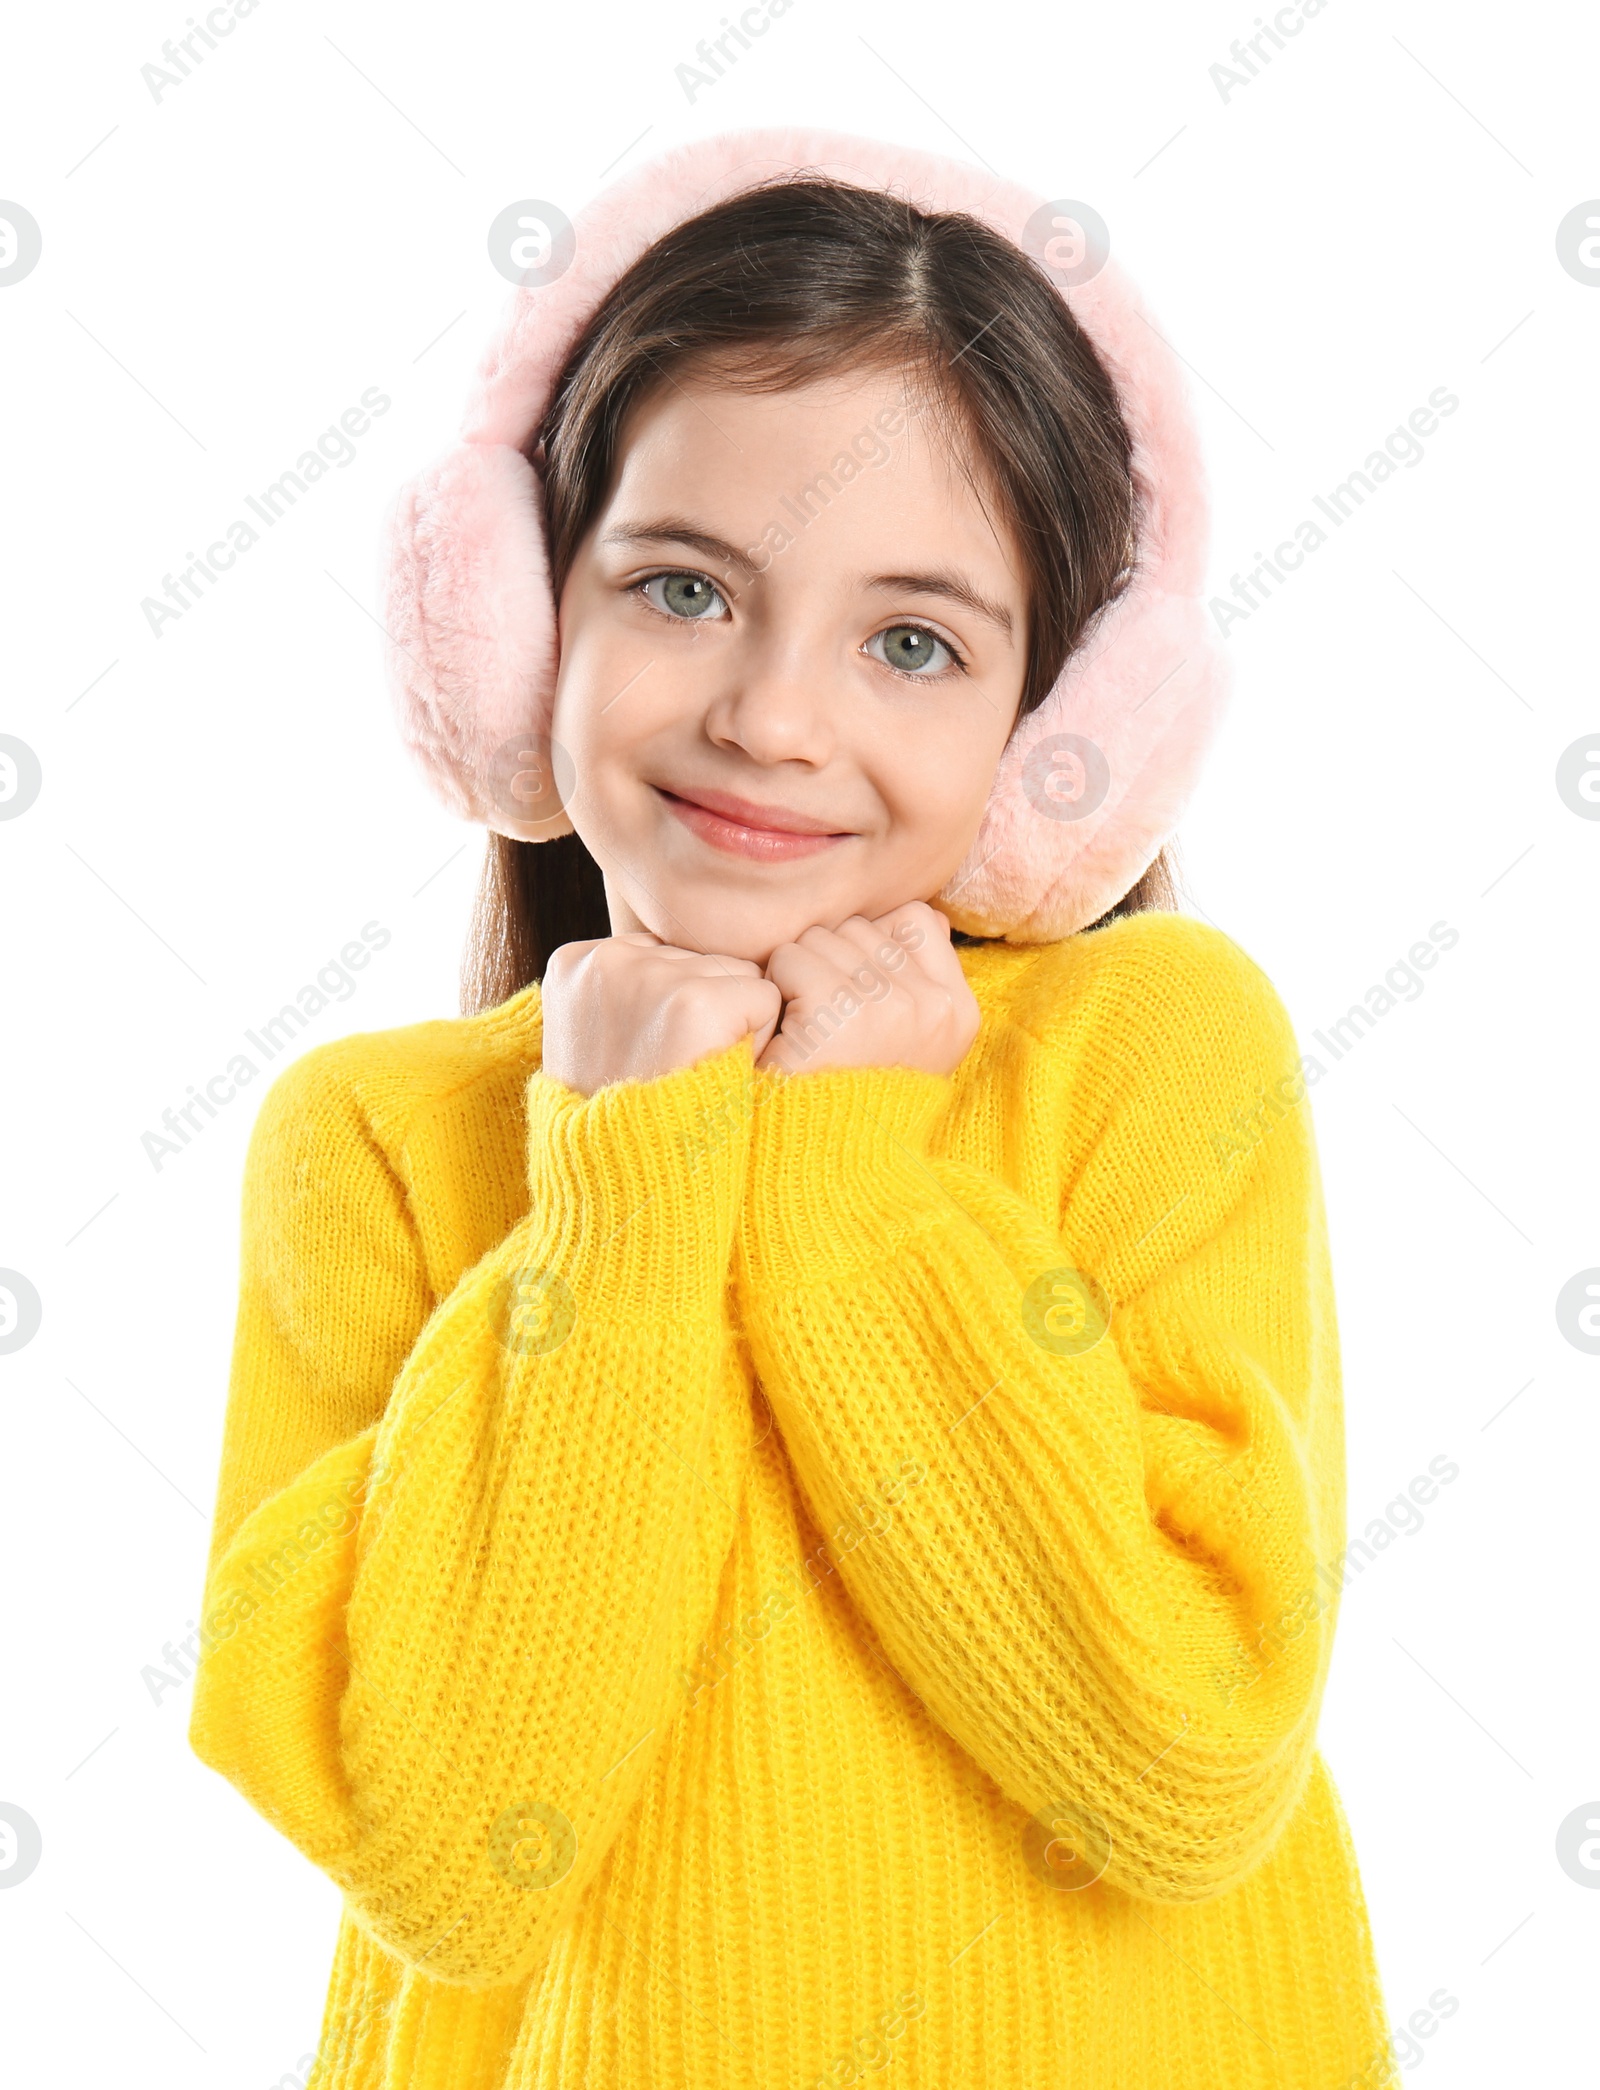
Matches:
[[654, 785, 854, 862]]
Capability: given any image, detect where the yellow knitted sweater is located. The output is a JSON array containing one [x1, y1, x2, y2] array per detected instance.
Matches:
[[189, 911, 1393, 2090]]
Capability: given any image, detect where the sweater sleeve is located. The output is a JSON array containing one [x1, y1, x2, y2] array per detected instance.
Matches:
[[732, 933, 1341, 1905], [189, 1032, 759, 1989]]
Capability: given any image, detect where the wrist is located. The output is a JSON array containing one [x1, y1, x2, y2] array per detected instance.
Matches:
[[737, 1062, 952, 1294], [524, 1036, 756, 1320]]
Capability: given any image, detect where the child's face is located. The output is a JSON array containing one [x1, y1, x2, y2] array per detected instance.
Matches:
[[551, 362, 1029, 964]]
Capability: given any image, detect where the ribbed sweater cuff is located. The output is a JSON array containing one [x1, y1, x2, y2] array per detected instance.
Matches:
[[523, 1036, 755, 1321], [740, 1062, 953, 1293]]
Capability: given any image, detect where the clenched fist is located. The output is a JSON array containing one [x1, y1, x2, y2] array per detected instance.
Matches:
[[539, 933, 782, 1097], [757, 902, 980, 1079]]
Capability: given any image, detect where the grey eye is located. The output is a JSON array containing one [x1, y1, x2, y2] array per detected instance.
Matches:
[[867, 623, 954, 675], [643, 572, 729, 620]]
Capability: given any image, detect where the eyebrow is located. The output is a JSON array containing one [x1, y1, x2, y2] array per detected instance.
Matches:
[[864, 570, 1015, 641], [601, 521, 758, 575], [600, 518, 1016, 641]]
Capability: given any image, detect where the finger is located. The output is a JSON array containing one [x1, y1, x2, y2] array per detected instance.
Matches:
[[868, 901, 964, 988], [649, 946, 766, 978], [828, 913, 931, 977], [869, 899, 951, 951], [747, 981, 782, 1059], [730, 976, 783, 1051], [794, 921, 891, 976], [810, 919, 919, 1007], [544, 935, 609, 976], [754, 1034, 799, 1076], [763, 935, 861, 1005], [660, 974, 780, 1048]]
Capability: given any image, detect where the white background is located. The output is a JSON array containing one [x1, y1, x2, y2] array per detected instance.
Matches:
[[1, 0, 1595, 2082]]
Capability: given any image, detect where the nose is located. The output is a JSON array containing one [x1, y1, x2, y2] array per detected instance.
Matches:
[[700, 624, 839, 768]]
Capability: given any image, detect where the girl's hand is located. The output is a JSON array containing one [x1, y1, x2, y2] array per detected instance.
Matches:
[[541, 933, 783, 1098], [756, 901, 980, 1079]]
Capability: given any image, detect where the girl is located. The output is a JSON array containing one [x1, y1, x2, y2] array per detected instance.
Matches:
[[190, 129, 1394, 2089]]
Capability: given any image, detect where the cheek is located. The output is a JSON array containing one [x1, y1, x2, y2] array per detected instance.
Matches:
[[551, 621, 698, 807], [875, 721, 1000, 860], [552, 572, 720, 879], [551, 614, 641, 764]]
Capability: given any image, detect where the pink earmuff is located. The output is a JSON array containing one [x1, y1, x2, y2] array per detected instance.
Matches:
[[378, 125, 1230, 942]]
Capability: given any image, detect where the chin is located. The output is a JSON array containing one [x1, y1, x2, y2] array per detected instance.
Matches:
[[631, 881, 849, 965], [670, 897, 809, 966]]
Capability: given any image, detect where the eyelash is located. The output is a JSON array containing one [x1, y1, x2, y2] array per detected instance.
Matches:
[[631, 567, 971, 682]]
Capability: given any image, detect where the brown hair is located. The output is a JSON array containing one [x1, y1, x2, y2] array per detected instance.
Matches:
[[461, 176, 1184, 1014]]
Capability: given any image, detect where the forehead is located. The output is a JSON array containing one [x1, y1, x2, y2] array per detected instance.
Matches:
[[602, 366, 1020, 580]]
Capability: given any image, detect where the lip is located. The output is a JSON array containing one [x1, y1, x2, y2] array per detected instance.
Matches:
[[654, 783, 853, 861]]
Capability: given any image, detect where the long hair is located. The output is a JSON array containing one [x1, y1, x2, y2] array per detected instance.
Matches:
[[461, 176, 1185, 1014]]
